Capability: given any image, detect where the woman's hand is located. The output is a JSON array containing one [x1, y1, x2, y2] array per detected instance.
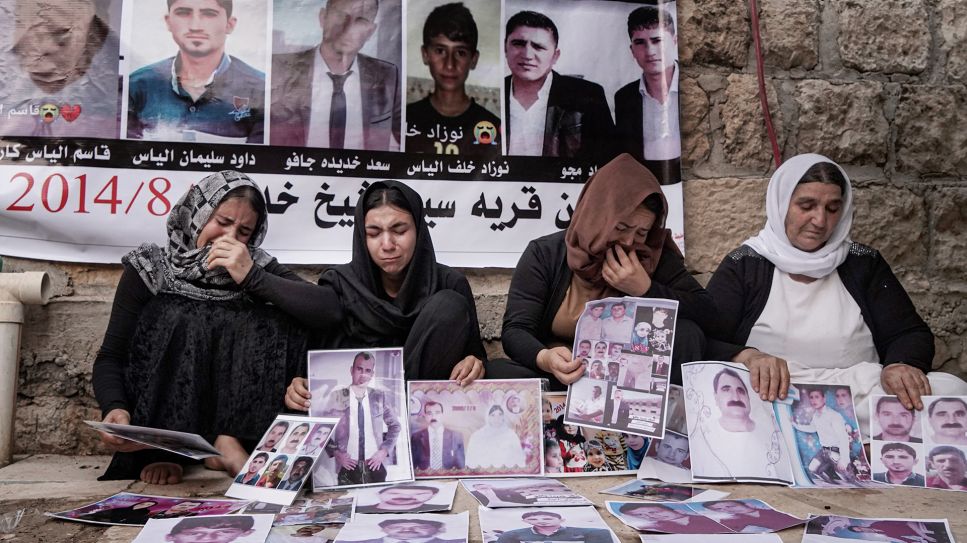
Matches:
[[733, 348, 789, 401], [536, 346, 585, 385], [450, 356, 485, 386], [881, 363, 931, 410], [99, 409, 149, 452], [285, 377, 311, 412], [206, 235, 254, 284], [602, 245, 652, 296]]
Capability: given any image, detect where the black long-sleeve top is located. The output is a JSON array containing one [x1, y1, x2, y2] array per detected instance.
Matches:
[[92, 260, 313, 416], [501, 230, 718, 371], [704, 243, 935, 371]]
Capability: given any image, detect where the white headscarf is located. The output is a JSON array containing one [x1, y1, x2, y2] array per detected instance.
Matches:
[[744, 153, 854, 278]]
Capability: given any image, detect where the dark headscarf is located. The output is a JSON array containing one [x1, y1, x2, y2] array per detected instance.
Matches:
[[123, 170, 273, 301], [320, 180, 442, 346], [565, 153, 671, 288]]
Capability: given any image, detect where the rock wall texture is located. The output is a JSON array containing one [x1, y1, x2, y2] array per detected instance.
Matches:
[[4, 0, 966, 454]]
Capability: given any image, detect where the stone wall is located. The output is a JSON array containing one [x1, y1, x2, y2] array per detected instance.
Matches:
[[4, 0, 966, 454]]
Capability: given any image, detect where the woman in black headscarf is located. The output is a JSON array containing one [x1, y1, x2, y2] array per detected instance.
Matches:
[[282, 180, 486, 411], [93, 171, 308, 484]]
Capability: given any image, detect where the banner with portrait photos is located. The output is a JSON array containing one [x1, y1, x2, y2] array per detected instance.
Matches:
[[0, 0, 684, 267]]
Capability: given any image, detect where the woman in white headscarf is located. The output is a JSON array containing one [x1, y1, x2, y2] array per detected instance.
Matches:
[[465, 405, 526, 469], [706, 154, 967, 430]]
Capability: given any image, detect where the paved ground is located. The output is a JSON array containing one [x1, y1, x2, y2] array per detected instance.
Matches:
[[0, 455, 964, 542]]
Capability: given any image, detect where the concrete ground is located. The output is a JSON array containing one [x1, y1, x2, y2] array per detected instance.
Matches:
[[0, 455, 964, 543]]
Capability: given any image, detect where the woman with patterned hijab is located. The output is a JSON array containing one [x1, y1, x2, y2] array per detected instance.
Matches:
[[706, 153, 967, 431], [493, 153, 716, 388], [93, 171, 308, 484]]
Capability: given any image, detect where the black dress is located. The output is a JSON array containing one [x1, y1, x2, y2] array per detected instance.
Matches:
[[93, 263, 308, 479]]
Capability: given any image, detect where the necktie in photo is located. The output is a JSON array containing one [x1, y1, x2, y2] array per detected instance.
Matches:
[[328, 71, 350, 149], [357, 397, 366, 462], [430, 430, 443, 469]]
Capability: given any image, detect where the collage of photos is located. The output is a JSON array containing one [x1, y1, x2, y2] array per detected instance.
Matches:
[[264, 495, 356, 526], [543, 392, 646, 476], [682, 362, 794, 485], [407, 379, 543, 478], [802, 515, 956, 543], [132, 514, 275, 543], [82, 421, 220, 459], [50, 493, 248, 526], [478, 505, 619, 543], [775, 384, 874, 488], [226, 415, 339, 505], [869, 395, 967, 491], [636, 385, 691, 483], [352, 481, 457, 513], [565, 298, 677, 438], [308, 348, 414, 489], [0, 0, 683, 182], [607, 499, 804, 535], [334, 511, 469, 543]]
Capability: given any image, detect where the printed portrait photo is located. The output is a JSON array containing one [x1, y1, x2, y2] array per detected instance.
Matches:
[[783, 384, 873, 488], [404, 0, 502, 157], [52, 493, 247, 526], [687, 499, 804, 534], [0, 0, 122, 139], [334, 511, 469, 543], [407, 379, 543, 477], [682, 362, 793, 484], [924, 444, 967, 491], [543, 392, 644, 476], [462, 478, 589, 508], [645, 429, 690, 471], [869, 395, 922, 443], [352, 481, 456, 514], [267, 524, 340, 543], [308, 348, 413, 489], [123, 0, 269, 143], [132, 514, 274, 543], [803, 515, 956, 543], [870, 441, 926, 488], [479, 506, 618, 543], [924, 396, 967, 446], [606, 501, 728, 535], [271, 0, 403, 150]]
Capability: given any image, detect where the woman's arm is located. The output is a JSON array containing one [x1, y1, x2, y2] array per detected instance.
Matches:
[[501, 240, 556, 371], [92, 265, 154, 416], [240, 260, 344, 329]]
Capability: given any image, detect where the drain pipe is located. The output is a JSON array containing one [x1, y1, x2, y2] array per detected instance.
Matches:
[[0, 270, 50, 467]]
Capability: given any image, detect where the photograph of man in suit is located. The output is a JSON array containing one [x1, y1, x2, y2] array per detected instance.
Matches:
[[270, 0, 401, 149], [353, 518, 463, 543], [503, 10, 614, 162], [355, 485, 442, 513], [614, 4, 681, 184], [323, 351, 402, 485], [411, 401, 465, 472], [496, 510, 611, 543]]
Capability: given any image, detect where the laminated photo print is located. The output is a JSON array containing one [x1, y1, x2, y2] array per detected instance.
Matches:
[[83, 422, 220, 459], [608, 500, 803, 535], [566, 297, 677, 438], [870, 394, 967, 491], [308, 348, 414, 490], [479, 505, 619, 543], [637, 385, 692, 484], [49, 493, 248, 526], [773, 384, 875, 488], [684, 499, 805, 534], [543, 392, 644, 476], [802, 515, 956, 543], [272, 496, 356, 526], [408, 379, 543, 478], [132, 514, 274, 543], [334, 511, 469, 543], [226, 414, 339, 505], [461, 478, 591, 507], [352, 481, 457, 514], [598, 480, 726, 503], [682, 362, 793, 485]]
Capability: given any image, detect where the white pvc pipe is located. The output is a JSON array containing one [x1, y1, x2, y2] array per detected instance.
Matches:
[[0, 272, 50, 467]]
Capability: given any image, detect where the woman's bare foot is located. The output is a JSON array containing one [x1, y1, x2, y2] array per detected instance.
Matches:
[[204, 435, 250, 475], [140, 462, 183, 485]]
